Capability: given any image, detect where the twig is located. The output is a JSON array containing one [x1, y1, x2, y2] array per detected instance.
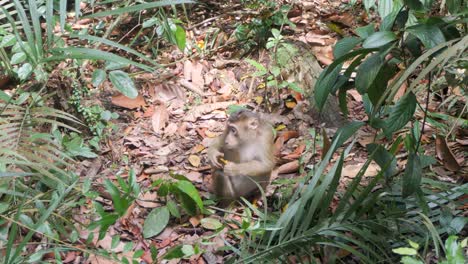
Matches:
[[416, 70, 432, 152]]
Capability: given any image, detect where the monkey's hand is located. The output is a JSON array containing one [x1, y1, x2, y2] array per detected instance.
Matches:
[[208, 148, 224, 169], [223, 162, 240, 177]]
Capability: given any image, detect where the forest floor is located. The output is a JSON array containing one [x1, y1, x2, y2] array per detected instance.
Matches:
[[67, 1, 467, 263]]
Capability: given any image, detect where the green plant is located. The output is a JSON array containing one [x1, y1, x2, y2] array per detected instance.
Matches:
[[314, 0, 467, 198], [393, 236, 467, 264], [235, 2, 294, 52], [89, 169, 140, 241]]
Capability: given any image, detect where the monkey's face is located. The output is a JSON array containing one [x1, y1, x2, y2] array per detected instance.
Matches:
[[224, 124, 240, 150]]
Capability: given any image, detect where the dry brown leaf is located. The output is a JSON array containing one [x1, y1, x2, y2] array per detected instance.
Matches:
[[283, 144, 306, 160], [204, 130, 217, 138], [188, 155, 201, 167], [189, 216, 201, 227], [435, 135, 461, 172], [192, 144, 205, 153], [97, 234, 125, 252], [285, 100, 297, 109], [111, 94, 146, 109], [151, 105, 169, 133], [136, 192, 159, 208], [277, 130, 300, 141], [164, 123, 178, 137], [192, 62, 205, 90], [342, 162, 379, 178], [304, 32, 328, 45], [183, 101, 236, 122], [63, 251, 78, 263], [455, 138, 468, 145], [88, 254, 119, 264], [274, 136, 285, 157], [277, 160, 299, 174]]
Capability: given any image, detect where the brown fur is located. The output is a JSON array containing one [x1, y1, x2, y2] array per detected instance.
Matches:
[[207, 110, 275, 201]]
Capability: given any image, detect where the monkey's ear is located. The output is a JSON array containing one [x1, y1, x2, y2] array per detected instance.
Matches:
[[248, 118, 259, 130]]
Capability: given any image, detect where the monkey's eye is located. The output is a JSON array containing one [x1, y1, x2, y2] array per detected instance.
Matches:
[[229, 126, 237, 135]]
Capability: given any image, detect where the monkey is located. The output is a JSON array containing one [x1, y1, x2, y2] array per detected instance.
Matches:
[[207, 109, 275, 200]]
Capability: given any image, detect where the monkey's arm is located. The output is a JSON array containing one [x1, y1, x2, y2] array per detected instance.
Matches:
[[207, 136, 224, 168], [225, 159, 274, 177]]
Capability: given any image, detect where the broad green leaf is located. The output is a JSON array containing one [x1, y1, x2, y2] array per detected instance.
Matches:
[[377, 0, 393, 18], [314, 64, 342, 110], [363, 31, 397, 48], [287, 82, 304, 94], [92, 69, 107, 88], [355, 53, 383, 94], [200, 218, 223, 230], [142, 18, 158, 28], [363, 0, 376, 12], [392, 247, 418, 255], [163, 244, 195, 260], [367, 63, 397, 104], [402, 153, 422, 197], [0, 35, 16, 48], [446, 0, 463, 14], [408, 240, 420, 250], [10, 52, 26, 65], [407, 24, 445, 49], [356, 23, 375, 39], [401, 256, 424, 264], [384, 92, 417, 136], [174, 25, 186, 51], [108, 70, 138, 99], [366, 143, 397, 179], [333, 37, 362, 58], [227, 105, 247, 115], [143, 206, 170, 238], [444, 235, 466, 263], [176, 181, 203, 211], [17, 63, 33, 80], [329, 121, 365, 155], [166, 199, 181, 218]]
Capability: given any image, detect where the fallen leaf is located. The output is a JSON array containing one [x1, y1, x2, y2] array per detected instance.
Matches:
[[151, 105, 169, 133], [274, 136, 285, 157], [277, 160, 299, 174], [163, 122, 178, 137], [304, 32, 329, 45], [285, 100, 297, 109], [277, 130, 299, 141], [201, 218, 223, 230], [192, 144, 205, 153], [435, 135, 461, 172], [88, 254, 117, 264], [188, 155, 201, 167], [283, 144, 306, 160], [189, 216, 201, 227], [276, 124, 286, 131], [111, 94, 146, 109], [342, 163, 379, 178], [254, 96, 263, 105], [204, 130, 217, 138]]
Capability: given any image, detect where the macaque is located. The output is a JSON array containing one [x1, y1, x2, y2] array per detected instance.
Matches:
[[207, 109, 275, 200]]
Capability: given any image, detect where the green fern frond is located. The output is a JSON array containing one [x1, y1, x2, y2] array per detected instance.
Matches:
[[0, 100, 80, 184]]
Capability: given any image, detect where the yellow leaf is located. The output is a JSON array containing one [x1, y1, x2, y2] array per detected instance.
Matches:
[[188, 155, 201, 167], [257, 83, 266, 89], [254, 96, 263, 105], [276, 124, 286, 131], [204, 130, 217, 138], [197, 40, 205, 49], [285, 100, 297, 109], [192, 144, 205, 153]]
